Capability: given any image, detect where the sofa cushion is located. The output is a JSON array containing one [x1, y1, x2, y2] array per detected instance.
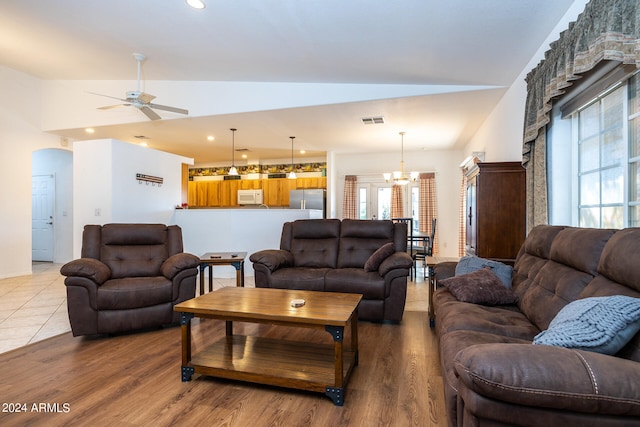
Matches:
[[101, 244, 168, 279], [325, 268, 386, 299], [455, 255, 513, 287], [337, 219, 395, 268], [97, 276, 173, 310], [268, 267, 329, 291], [434, 289, 539, 340], [440, 269, 518, 306], [364, 242, 395, 272], [289, 219, 340, 268], [597, 228, 640, 292], [533, 295, 640, 354], [548, 227, 615, 276]]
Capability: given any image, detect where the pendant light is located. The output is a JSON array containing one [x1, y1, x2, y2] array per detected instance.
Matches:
[[383, 131, 418, 185], [288, 136, 297, 179], [228, 128, 238, 176]]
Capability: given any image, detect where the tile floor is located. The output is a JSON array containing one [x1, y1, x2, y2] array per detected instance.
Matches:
[[0, 262, 69, 354], [0, 262, 430, 355]]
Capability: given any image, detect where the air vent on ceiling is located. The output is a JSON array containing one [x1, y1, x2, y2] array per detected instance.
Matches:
[[361, 116, 384, 125], [133, 135, 149, 140], [235, 148, 250, 152]]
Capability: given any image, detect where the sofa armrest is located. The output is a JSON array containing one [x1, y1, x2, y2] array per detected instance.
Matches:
[[60, 258, 111, 285], [161, 253, 200, 279], [434, 261, 457, 287], [454, 343, 640, 416], [378, 252, 413, 276], [250, 249, 294, 272]]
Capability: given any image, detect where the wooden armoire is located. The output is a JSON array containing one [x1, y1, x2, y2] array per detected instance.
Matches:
[[465, 161, 526, 263]]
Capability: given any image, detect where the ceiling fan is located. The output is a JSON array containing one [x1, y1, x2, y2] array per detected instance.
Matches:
[[92, 53, 188, 121]]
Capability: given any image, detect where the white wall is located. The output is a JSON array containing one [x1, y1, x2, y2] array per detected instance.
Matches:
[[72, 139, 192, 258], [332, 148, 463, 257], [0, 67, 62, 278], [463, 0, 589, 162]]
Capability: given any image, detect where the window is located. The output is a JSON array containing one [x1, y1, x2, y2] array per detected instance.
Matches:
[[355, 177, 419, 223], [563, 71, 640, 228], [358, 187, 367, 220]]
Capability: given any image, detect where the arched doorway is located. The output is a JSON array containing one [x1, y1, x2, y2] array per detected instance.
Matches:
[[32, 148, 73, 263]]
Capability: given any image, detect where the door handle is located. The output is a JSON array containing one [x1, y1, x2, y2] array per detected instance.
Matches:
[[47, 222, 53, 225]]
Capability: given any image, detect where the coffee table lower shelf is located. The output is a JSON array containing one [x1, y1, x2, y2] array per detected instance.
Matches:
[[182, 335, 357, 405]]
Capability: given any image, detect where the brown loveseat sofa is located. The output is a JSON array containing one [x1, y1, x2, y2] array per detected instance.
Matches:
[[250, 219, 413, 322], [432, 225, 640, 426], [60, 223, 199, 336]]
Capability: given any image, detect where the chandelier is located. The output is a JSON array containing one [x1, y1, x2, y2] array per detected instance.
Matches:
[[383, 131, 418, 185], [288, 136, 297, 179], [228, 128, 238, 176]]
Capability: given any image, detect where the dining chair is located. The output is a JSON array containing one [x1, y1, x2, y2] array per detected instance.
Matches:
[[391, 217, 416, 279]]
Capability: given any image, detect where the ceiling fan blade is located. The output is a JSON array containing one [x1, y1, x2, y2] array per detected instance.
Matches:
[[97, 104, 131, 110], [88, 91, 128, 102], [148, 103, 189, 115], [139, 106, 162, 121]]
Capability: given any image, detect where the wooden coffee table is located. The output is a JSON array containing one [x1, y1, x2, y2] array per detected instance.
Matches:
[[174, 287, 362, 406]]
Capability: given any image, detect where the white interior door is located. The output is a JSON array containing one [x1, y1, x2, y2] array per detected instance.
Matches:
[[32, 174, 54, 262]]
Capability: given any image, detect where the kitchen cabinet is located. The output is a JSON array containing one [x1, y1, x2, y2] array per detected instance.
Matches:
[[187, 177, 326, 207], [465, 162, 525, 263]]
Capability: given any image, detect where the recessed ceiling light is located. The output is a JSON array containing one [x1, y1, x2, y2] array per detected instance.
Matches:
[[299, 150, 306, 154], [139, 142, 148, 147], [207, 135, 214, 141], [241, 154, 248, 159], [85, 128, 95, 133], [186, 0, 205, 9]]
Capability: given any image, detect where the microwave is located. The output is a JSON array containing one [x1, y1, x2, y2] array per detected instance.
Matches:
[[237, 189, 263, 205]]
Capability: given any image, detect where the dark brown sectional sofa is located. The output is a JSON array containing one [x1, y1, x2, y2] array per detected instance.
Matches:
[[250, 219, 413, 322], [433, 225, 640, 426]]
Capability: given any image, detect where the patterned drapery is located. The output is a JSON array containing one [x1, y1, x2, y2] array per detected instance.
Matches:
[[523, 0, 640, 231], [419, 173, 438, 255], [342, 175, 357, 219], [391, 185, 404, 219], [459, 169, 467, 257]]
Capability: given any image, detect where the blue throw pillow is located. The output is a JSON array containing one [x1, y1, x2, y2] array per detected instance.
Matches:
[[455, 255, 513, 288], [533, 295, 640, 355]]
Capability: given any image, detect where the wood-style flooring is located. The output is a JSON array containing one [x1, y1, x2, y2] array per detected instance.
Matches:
[[0, 286, 447, 426]]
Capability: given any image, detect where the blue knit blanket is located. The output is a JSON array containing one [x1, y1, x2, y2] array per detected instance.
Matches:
[[533, 295, 640, 354]]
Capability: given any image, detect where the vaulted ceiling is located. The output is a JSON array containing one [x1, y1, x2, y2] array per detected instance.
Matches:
[[0, 0, 576, 164]]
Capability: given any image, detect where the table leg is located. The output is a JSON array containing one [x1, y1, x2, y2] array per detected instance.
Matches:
[[198, 264, 206, 295], [231, 260, 244, 287], [428, 265, 436, 327], [351, 315, 359, 365], [180, 312, 194, 382], [325, 325, 345, 406], [226, 320, 233, 336]]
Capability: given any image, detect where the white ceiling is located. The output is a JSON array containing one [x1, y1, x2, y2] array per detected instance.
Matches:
[[0, 0, 575, 164]]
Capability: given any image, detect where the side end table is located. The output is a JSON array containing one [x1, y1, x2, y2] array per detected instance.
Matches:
[[198, 252, 247, 294]]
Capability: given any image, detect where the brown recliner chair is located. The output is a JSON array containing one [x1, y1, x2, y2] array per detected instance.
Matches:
[[60, 223, 199, 336]]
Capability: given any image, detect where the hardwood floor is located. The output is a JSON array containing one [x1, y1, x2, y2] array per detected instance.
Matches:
[[0, 306, 447, 426], [0, 265, 447, 426]]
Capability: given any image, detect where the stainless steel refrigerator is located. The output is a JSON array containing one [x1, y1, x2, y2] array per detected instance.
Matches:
[[289, 189, 326, 218]]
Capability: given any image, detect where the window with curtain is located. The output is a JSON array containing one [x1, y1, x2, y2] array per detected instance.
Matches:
[[522, 0, 640, 232]]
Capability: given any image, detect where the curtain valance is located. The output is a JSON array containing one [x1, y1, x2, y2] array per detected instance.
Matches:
[[522, 0, 640, 165]]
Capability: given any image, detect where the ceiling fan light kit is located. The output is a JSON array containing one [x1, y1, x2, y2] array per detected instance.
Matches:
[[93, 53, 189, 121]]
